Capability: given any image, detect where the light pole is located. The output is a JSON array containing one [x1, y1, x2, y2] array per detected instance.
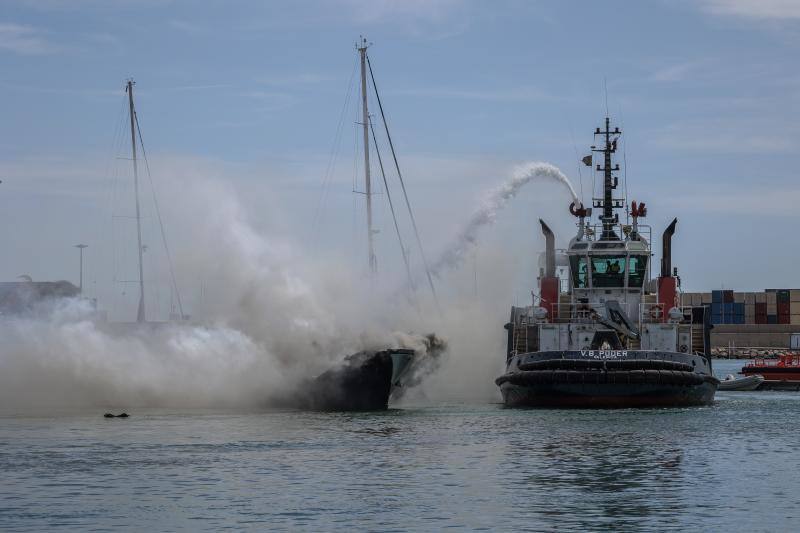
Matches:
[[74, 244, 88, 294]]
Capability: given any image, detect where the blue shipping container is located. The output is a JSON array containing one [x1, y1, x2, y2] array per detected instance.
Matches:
[[712, 290, 724, 304], [723, 302, 734, 314]]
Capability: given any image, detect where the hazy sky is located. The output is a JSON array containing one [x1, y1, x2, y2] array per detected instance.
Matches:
[[1, 0, 799, 318]]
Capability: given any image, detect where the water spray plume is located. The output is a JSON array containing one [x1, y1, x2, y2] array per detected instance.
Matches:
[[431, 161, 579, 276]]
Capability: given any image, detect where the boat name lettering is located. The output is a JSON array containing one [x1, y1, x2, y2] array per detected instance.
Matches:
[[580, 350, 628, 359]]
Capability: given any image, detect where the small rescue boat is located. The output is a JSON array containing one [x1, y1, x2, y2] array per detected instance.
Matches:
[[718, 374, 764, 391]]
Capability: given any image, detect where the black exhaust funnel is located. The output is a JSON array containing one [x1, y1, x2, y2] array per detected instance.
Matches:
[[540, 219, 555, 278], [660, 218, 677, 278]]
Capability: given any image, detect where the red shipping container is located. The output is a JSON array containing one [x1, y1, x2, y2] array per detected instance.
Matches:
[[755, 302, 767, 314], [779, 314, 790, 324], [778, 302, 791, 315], [755, 315, 767, 324]]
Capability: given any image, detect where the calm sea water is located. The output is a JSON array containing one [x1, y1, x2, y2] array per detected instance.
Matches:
[[1, 359, 798, 532]]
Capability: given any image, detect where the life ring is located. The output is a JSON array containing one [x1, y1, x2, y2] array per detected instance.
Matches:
[[650, 304, 663, 320]]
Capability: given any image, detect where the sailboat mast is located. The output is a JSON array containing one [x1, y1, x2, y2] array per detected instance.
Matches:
[[358, 37, 377, 274], [126, 79, 146, 323]]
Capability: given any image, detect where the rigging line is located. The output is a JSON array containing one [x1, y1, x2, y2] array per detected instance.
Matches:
[[369, 115, 416, 297], [618, 104, 629, 222], [133, 109, 185, 320], [366, 54, 440, 311], [312, 58, 358, 238]]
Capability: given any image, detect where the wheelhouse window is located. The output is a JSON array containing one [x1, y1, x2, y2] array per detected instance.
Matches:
[[569, 255, 648, 288], [627, 255, 648, 287]]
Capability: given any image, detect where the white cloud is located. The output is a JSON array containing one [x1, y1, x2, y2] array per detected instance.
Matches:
[[650, 60, 707, 82], [341, 0, 465, 24], [662, 186, 800, 216], [0, 23, 58, 55], [649, 118, 799, 154], [393, 86, 552, 102], [257, 73, 333, 87], [699, 0, 800, 19]]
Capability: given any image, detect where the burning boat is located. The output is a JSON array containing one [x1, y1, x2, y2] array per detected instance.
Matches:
[[495, 117, 719, 408], [282, 334, 446, 411]]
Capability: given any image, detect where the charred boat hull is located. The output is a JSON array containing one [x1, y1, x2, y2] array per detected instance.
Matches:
[[290, 349, 414, 411], [496, 350, 718, 408]]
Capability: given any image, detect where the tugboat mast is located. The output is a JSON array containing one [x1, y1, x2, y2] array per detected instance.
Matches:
[[126, 79, 146, 323], [358, 37, 377, 275], [593, 117, 622, 240]]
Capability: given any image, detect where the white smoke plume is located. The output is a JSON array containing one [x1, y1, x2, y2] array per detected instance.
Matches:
[[0, 174, 432, 411], [431, 161, 578, 276], [0, 160, 579, 411]]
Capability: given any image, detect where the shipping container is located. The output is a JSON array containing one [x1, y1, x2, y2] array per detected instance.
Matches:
[[768, 303, 778, 315], [692, 293, 702, 306], [701, 293, 712, 304], [767, 292, 777, 305], [745, 292, 756, 304], [724, 290, 734, 303], [734, 302, 745, 315], [755, 314, 768, 325], [791, 289, 800, 303], [712, 290, 723, 304], [768, 315, 779, 324], [778, 302, 791, 315], [790, 315, 800, 325], [755, 292, 767, 303], [778, 290, 791, 303], [779, 314, 790, 324], [733, 292, 744, 303]]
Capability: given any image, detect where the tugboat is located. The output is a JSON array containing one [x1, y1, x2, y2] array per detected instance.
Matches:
[[495, 116, 719, 408]]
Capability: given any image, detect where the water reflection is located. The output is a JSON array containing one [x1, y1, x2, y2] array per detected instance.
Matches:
[[502, 415, 691, 530]]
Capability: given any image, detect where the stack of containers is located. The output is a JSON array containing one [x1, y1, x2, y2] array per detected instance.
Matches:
[[711, 290, 723, 324], [745, 292, 756, 324], [724, 290, 735, 324], [755, 292, 768, 324], [732, 292, 745, 324], [766, 290, 778, 324], [792, 290, 800, 325], [777, 290, 790, 324], [701, 292, 712, 308], [710, 290, 738, 324]]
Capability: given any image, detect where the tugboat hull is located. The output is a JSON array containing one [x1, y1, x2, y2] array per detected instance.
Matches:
[[496, 350, 718, 408]]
